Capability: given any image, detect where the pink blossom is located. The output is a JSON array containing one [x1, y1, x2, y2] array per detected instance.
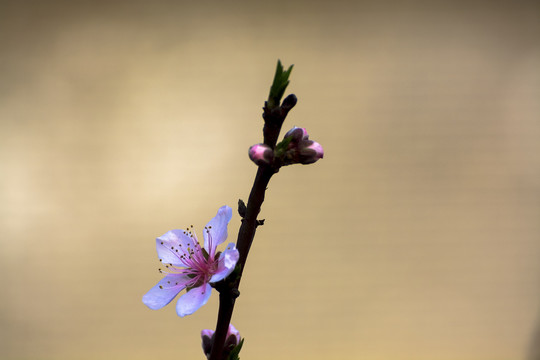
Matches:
[[142, 206, 239, 317]]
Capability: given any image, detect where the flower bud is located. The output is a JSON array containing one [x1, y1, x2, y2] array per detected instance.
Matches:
[[283, 126, 308, 143], [223, 324, 241, 349], [298, 140, 324, 164], [248, 143, 273, 166], [201, 324, 242, 360], [201, 330, 213, 358], [275, 127, 324, 166]]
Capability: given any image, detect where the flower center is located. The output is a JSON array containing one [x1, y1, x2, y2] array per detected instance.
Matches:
[[158, 225, 218, 288]]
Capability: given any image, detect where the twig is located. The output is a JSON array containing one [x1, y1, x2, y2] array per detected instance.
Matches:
[[208, 62, 296, 360]]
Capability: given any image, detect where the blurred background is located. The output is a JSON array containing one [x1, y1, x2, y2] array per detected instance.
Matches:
[[1, 0, 539, 359]]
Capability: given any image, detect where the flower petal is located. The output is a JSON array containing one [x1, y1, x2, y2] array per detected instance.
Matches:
[[209, 243, 239, 283], [156, 229, 197, 266], [203, 206, 232, 253], [176, 283, 212, 317], [142, 274, 190, 310]]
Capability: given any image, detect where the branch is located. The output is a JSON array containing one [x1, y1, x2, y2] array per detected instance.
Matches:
[[208, 60, 295, 360]]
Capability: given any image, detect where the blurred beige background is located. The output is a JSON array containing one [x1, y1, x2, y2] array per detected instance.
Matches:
[[1, 0, 540, 359]]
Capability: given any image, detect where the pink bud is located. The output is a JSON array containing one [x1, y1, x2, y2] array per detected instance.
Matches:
[[299, 140, 324, 164], [284, 126, 309, 143], [201, 330, 213, 358], [225, 324, 241, 345], [201, 325, 241, 359], [248, 143, 273, 166]]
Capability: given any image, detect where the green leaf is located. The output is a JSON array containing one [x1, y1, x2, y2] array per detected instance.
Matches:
[[226, 338, 244, 360], [267, 60, 294, 109]]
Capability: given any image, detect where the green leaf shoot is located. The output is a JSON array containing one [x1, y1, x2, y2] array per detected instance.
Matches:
[[267, 60, 294, 109]]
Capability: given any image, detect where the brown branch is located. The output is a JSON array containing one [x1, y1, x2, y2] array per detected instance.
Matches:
[[208, 95, 296, 360]]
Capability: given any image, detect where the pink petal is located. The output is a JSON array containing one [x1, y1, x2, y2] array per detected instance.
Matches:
[[209, 243, 239, 283], [142, 274, 189, 310], [203, 206, 232, 254], [156, 229, 199, 266], [176, 283, 212, 317]]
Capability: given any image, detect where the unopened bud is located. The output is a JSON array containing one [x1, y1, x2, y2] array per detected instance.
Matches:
[[201, 329, 213, 359], [284, 126, 308, 143], [298, 140, 324, 164], [224, 324, 241, 349], [201, 324, 242, 360], [276, 127, 324, 166], [248, 143, 273, 166]]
